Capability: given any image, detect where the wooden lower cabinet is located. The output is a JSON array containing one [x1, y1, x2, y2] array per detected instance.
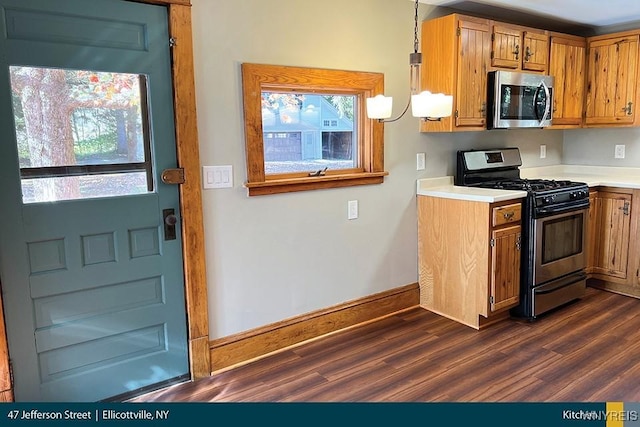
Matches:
[[588, 187, 640, 297], [586, 190, 598, 274], [418, 196, 521, 329], [490, 225, 521, 313]]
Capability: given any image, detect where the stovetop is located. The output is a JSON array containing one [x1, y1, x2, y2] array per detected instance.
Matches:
[[483, 179, 585, 192], [455, 148, 590, 211]]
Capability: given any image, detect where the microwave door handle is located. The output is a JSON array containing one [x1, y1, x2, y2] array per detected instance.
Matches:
[[541, 81, 551, 122], [532, 84, 542, 122], [532, 82, 551, 124], [540, 81, 551, 124]]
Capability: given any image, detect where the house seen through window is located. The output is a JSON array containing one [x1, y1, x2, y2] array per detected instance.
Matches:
[[262, 93, 357, 175]]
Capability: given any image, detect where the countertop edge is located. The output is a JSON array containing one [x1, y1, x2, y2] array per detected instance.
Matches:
[[416, 177, 527, 203]]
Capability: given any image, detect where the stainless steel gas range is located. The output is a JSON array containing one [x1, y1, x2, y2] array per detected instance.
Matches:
[[456, 147, 590, 320]]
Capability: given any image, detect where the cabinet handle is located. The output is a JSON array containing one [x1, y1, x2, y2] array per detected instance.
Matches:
[[513, 44, 520, 60], [525, 46, 533, 62], [480, 102, 486, 115], [503, 211, 514, 220], [622, 101, 633, 116]]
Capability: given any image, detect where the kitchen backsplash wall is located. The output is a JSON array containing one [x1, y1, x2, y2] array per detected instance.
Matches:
[[418, 129, 563, 178], [563, 128, 640, 166]]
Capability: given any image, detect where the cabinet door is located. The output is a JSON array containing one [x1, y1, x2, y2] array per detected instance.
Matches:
[[522, 31, 549, 72], [491, 25, 522, 69], [490, 225, 521, 312], [549, 36, 586, 127], [585, 35, 639, 125], [592, 191, 632, 279], [586, 190, 598, 274], [456, 19, 491, 128]]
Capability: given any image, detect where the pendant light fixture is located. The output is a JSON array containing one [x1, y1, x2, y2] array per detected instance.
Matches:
[[366, 0, 453, 122]]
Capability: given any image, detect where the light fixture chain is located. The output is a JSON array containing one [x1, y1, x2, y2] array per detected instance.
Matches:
[[414, 0, 419, 54]]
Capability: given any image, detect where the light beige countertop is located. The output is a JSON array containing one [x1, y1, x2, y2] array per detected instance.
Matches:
[[416, 176, 527, 203], [520, 165, 640, 189], [416, 165, 640, 202]]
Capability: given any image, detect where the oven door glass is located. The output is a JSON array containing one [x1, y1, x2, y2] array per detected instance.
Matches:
[[534, 209, 587, 285]]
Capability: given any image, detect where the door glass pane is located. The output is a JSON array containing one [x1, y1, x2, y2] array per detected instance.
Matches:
[[20, 173, 148, 204], [9, 66, 151, 203], [261, 92, 358, 175]]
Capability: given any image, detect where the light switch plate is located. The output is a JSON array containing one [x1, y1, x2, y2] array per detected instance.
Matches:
[[540, 144, 546, 159], [615, 145, 626, 159], [203, 165, 233, 189]]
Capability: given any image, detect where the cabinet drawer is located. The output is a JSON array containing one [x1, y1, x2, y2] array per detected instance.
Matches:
[[493, 203, 521, 226]]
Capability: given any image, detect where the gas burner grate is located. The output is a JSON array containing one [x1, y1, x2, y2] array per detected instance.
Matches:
[[489, 179, 580, 192]]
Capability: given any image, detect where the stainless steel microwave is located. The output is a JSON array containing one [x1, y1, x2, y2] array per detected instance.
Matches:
[[487, 71, 554, 129]]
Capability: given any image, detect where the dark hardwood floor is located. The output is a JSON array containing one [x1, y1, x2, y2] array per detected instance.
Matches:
[[134, 287, 640, 402]]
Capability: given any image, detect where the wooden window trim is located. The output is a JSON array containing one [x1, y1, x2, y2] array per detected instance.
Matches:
[[241, 63, 388, 196]]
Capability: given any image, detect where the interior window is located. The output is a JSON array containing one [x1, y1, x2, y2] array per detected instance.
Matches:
[[241, 63, 388, 196]]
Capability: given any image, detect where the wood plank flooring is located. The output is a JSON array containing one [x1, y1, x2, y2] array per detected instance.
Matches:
[[134, 287, 640, 402]]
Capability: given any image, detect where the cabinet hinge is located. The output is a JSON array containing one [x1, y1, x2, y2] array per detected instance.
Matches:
[[490, 51, 495, 59], [457, 28, 461, 36], [490, 238, 496, 247], [454, 110, 459, 118], [491, 33, 495, 42], [169, 37, 177, 48], [490, 296, 495, 304], [621, 201, 630, 216]]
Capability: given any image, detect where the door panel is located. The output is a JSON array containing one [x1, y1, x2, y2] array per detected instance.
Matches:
[[0, 0, 189, 401]]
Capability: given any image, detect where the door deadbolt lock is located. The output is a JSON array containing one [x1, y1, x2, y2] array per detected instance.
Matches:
[[163, 208, 178, 240]]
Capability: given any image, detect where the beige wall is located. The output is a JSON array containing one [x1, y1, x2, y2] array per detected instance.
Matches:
[[563, 128, 640, 166], [191, 0, 563, 339]]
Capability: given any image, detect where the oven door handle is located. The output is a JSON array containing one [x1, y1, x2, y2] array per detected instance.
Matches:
[[534, 272, 587, 295], [535, 200, 590, 217]]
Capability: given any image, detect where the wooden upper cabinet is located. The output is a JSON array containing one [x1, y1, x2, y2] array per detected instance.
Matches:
[[491, 25, 522, 69], [456, 19, 491, 129], [420, 14, 491, 132], [549, 34, 586, 128], [491, 24, 549, 73], [585, 33, 640, 126], [522, 31, 549, 72]]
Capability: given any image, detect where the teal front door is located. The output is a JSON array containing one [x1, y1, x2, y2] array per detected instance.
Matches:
[[0, 0, 189, 401]]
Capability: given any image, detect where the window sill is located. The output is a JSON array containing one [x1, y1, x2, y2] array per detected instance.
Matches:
[[245, 172, 389, 196]]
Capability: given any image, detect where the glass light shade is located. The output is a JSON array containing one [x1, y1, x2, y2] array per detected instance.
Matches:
[[366, 94, 393, 119], [411, 91, 453, 118]]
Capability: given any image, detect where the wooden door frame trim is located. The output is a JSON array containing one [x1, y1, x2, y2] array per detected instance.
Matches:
[[166, 1, 211, 380], [0, 0, 210, 401]]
